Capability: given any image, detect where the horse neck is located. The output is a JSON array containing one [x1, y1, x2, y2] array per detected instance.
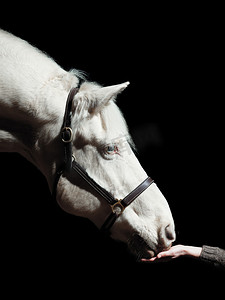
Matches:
[[0, 76, 70, 184], [0, 29, 81, 189], [0, 35, 79, 190]]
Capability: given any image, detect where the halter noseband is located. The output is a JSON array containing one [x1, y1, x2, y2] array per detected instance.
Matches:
[[53, 87, 154, 233]]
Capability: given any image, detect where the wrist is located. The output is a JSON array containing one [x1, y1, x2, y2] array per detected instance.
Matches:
[[184, 246, 202, 258]]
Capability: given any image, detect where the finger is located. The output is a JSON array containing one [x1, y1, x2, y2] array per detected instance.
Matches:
[[141, 256, 157, 262], [157, 249, 173, 258]]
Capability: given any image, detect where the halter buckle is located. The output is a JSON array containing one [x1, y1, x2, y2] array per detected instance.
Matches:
[[111, 199, 125, 216], [61, 127, 73, 143]]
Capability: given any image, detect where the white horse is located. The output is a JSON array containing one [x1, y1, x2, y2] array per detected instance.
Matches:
[[0, 29, 175, 259]]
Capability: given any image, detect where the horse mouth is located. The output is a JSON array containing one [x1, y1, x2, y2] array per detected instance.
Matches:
[[128, 233, 172, 260], [128, 234, 156, 260]]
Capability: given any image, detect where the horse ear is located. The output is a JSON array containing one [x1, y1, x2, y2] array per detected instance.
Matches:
[[90, 81, 130, 114], [72, 81, 130, 119], [96, 81, 130, 103]]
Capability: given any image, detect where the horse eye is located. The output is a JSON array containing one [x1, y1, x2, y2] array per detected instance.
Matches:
[[105, 144, 118, 154]]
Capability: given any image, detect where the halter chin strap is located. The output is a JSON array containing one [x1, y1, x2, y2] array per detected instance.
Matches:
[[53, 87, 154, 233]]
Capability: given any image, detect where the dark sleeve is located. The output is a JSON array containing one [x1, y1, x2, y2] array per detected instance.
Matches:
[[200, 245, 225, 268]]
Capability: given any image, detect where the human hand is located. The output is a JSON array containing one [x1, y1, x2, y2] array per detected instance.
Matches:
[[141, 245, 202, 263]]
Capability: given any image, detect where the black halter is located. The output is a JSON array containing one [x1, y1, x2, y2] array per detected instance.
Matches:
[[53, 87, 154, 233]]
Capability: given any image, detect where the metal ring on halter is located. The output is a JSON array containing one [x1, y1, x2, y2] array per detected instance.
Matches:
[[61, 127, 73, 143], [111, 199, 125, 216]]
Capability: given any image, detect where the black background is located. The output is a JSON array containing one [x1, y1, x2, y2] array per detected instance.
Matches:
[[1, 3, 224, 296]]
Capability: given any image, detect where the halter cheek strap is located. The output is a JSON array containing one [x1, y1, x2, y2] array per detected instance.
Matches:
[[53, 87, 154, 233]]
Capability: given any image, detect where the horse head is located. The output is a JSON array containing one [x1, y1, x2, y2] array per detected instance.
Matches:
[[54, 81, 175, 259]]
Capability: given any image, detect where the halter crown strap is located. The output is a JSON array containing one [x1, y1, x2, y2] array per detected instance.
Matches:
[[61, 87, 79, 171], [52, 87, 79, 200]]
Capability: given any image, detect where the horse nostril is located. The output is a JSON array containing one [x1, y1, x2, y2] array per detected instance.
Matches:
[[165, 224, 176, 241]]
